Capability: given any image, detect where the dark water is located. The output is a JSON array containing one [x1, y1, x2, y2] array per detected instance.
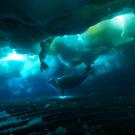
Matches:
[[0, 0, 135, 134], [0, 94, 135, 134]]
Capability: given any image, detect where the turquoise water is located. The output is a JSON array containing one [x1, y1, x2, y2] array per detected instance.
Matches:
[[0, 0, 135, 134]]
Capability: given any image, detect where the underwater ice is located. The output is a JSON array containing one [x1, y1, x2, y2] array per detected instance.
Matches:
[[0, 12, 135, 95]]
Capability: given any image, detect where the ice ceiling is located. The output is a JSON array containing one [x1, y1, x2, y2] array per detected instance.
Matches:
[[0, 0, 135, 98]]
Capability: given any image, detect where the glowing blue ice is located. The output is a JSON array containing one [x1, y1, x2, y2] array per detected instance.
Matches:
[[1, 50, 26, 61]]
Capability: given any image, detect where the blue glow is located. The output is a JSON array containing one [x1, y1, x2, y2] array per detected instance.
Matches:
[[112, 13, 134, 28], [59, 96, 67, 99], [20, 58, 39, 78], [58, 95, 74, 99], [112, 15, 125, 29], [28, 55, 36, 59], [77, 34, 83, 41], [46, 95, 75, 100], [1, 50, 26, 61], [92, 52, 122, 75]]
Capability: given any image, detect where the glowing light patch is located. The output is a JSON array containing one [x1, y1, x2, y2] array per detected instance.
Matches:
[[28, 55, 36, 59], [58, 95, 74, 99], [112, 15, 125, 29], [48, 95, 74, 100], [77, 34, 83, 41], [92, 53, 121, 75], [20, 59, 39, 78], [59, 96, 67, 99], [1, 51, 26, 61], [63, 35, 68, 38]]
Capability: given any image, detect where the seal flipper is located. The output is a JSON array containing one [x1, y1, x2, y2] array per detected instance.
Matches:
[[40, 61, 49, 72], [39, 37, 54, 72], [39, 43, 49, 72]]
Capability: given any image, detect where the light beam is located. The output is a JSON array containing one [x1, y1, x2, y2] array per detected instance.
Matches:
[[1, 50, 26, 61]]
